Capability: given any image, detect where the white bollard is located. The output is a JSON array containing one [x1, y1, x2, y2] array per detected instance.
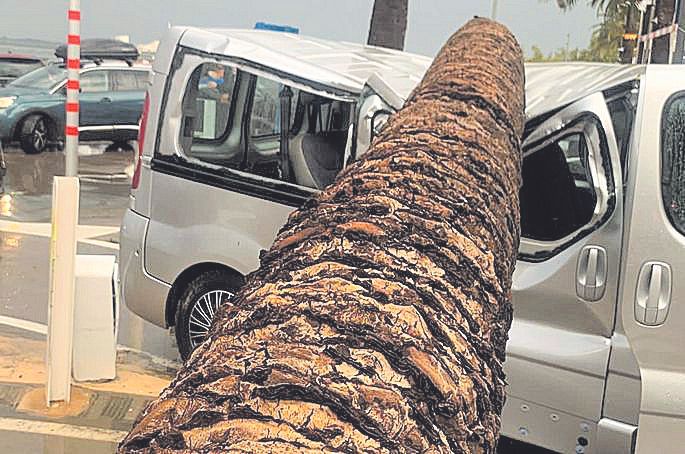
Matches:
[[46, 176, 79, 404], [46, 0, 82, 406], [72, 255, 117, 382]]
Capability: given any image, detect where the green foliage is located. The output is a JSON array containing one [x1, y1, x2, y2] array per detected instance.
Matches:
[[526, 45, 596, 62], [555, 0, 622, 11], [528, 0, 638, 62]]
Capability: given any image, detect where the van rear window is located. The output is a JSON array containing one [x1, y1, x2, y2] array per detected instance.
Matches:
[[190, 63, 237, 140], [180, 62, 241, 169], [661, 94, 685, 235]]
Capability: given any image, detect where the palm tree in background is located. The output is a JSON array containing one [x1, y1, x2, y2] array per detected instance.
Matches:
[[367, 0, 408, 50], [556, 0, 676, 63]]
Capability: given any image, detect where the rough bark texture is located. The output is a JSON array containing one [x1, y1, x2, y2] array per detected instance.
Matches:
[[367, 0, 408, 51], [120, 18, 525, 454]]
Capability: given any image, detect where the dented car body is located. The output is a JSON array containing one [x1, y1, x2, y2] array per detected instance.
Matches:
[[118, 28, 685, 453]]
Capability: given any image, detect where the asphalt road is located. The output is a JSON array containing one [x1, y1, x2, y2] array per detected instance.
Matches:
[[0, 145, 555, 454], [0, 144, 180, 362]]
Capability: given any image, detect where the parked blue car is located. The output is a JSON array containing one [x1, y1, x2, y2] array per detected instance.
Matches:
[[0, 41, 150, 154]]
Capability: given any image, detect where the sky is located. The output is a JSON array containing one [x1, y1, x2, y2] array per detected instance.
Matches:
[[1, 0, 600, 58]]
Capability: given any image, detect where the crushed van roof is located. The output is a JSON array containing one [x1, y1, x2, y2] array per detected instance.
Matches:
[[173, 28, 645, 118], [177, 27, 432, 95], [525, 62, 644, 118]]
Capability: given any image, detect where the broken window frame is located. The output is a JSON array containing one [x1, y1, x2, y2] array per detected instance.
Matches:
[[519, 93, 618, 262]]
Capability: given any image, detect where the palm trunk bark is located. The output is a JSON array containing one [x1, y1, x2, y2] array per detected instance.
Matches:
[[367, 0, 408, 50], [120, 18, 525, 454]]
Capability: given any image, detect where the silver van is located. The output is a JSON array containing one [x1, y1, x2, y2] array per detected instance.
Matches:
[[119, 27, 685, 454]]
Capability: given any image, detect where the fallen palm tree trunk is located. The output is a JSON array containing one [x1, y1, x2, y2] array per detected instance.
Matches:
[[120, 17, 525, 454]]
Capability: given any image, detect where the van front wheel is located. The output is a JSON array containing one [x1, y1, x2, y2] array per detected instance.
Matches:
[[174, 270, 238, 361]]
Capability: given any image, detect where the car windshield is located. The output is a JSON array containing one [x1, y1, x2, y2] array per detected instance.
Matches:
[[0, 59, 42, 78], [9, 64, 66, 90]]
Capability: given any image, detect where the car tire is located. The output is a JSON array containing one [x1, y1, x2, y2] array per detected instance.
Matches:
[[174, 269, 240, 361], [105, 141, 134, 153], [19, 115, 51, 155]]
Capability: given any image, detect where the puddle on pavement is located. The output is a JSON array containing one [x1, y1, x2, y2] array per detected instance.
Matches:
[[0, 148, 134, 224], [0, 429, 118, 454], [1, 147, 134, 197]]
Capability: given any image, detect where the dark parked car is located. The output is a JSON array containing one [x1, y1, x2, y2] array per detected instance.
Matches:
[[0, 54, 44, 87], [0, 40, 150, 154]]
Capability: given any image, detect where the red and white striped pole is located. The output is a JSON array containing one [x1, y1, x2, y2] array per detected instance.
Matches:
[[65, 0, 80, 176], [45, 0, 81, 405]]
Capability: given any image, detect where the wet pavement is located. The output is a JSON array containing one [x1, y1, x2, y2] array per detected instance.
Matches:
[[0, 144, 181, 361], [0, 145, 552, 453], [0, 430, 118, 454], [0, 324, 175, 453]]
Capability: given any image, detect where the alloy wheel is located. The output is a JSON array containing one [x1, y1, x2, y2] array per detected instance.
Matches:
[[188, 289, 234, 348], [32, 118, 48, 151]]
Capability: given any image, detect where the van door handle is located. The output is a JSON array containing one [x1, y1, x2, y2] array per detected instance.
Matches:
[[576, 245, 607, 302], [100, 97, 112, 103], [635, 261, 672, 326]]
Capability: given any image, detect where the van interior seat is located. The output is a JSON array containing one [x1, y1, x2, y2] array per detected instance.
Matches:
[[288, 92, 347, 189], [289, 130, 346, 189]]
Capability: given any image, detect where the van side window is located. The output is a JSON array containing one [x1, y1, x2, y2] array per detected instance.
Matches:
[[286, 94, 351, 189], [245, 77, 295, 180], [180, 63, 241, 168], [520, 133, 597, 241], [250, 77, 282, 137], [243, 77, 350, 189], [662, 95, 685, 235]]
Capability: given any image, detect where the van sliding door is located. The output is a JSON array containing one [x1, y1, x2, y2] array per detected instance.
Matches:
[[501, 93, 623, 453]]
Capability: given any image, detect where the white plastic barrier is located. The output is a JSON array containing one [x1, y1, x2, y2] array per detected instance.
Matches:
[[46, 177, 80, 403], [72, 254, 117, 382]]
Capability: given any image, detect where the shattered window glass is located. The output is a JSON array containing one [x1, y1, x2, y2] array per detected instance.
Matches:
[[520, 133, 597, 241], [662, 96, 685, 235]]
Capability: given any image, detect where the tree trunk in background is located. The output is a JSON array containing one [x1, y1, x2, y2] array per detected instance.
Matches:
[[651, 0, 676, 62], [367, 0, 408, 50], [119, 18, 525, 454]]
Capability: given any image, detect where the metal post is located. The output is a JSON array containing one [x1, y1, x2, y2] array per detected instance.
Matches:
[[65, 0, 80, 175], [635, 8, 646, 63], [490, 0, 499, 21], [645, 5, 657, 63], [673, 0, 685, 63]]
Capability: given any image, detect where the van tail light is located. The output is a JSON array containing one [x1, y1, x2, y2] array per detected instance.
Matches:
[[132, 91, 150, 190]]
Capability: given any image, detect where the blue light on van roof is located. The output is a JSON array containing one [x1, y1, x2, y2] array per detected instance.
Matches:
[[254, 22, 299, 34]]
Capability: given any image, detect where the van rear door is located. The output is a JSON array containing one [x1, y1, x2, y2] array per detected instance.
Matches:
[[620, 66, 685, 451]]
